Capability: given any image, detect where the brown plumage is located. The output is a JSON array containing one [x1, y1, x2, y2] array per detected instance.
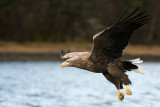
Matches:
[[61, 7, 149, 101]]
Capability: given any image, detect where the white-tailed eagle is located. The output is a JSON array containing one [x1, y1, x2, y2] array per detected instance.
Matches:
[[61, 7, 149, 101]]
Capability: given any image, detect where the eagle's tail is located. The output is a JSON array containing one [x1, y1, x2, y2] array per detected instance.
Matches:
[[128, 58, 146, 74], [122, 58, 146, 74], [132, 65, 146, 74]]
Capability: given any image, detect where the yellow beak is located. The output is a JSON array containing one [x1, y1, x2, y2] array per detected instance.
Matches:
[[61, 62, 69, 67]]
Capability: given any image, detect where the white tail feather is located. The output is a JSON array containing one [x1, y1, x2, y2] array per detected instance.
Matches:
[[132, 66, 146, 74], [129, 58, 146, 74], [129, 58, 143, 64]]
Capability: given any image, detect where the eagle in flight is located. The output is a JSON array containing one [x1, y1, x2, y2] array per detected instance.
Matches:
[[61, 7, 149, 101]]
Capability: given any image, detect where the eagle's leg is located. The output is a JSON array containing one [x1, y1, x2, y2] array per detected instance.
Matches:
[[103, 73, 124, 101], [124, 85, 132, 95], [117, 89, 124, 101]]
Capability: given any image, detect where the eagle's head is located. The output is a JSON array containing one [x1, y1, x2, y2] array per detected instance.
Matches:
[[61, 50, 79, 68], [61, 58, 76, 67], [60, 50, 89, 69]]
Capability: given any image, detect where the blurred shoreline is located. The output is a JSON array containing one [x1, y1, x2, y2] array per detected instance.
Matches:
[[0, 42, 160, 61], [0, 52, 160, 62]]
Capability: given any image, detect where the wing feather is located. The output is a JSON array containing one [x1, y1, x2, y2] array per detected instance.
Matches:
[[116, 7, 140, 24], [91, 7, 149, 59]]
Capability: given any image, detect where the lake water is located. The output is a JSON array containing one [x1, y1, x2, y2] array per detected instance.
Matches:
[[0, 62, 160, 107]]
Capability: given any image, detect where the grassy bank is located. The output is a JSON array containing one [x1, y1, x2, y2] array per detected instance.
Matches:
[[0, 41, 160, 61], [0, 41, 160, 55]]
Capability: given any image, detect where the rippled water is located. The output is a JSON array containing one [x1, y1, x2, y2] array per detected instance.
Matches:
[[0, 61, 160, 107]]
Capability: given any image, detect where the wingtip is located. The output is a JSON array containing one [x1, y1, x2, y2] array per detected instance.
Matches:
[[122, 6, 149, 25], [60, 50, 64, 59], [60, 49, 71, 59], [67, 49, 70, 53]]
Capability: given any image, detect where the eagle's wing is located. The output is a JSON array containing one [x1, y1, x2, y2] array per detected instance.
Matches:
[[90, 7, 149, 59]]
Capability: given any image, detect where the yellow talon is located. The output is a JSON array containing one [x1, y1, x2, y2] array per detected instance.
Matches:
[[117, 89, 124, 101], [124, 85, 132, 95]]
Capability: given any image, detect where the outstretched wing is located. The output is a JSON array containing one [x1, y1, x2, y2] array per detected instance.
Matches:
[[90, 7, 149, 59]]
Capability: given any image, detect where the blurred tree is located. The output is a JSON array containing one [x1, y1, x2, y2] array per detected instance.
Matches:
[[0, 0, 159, 44], [148, 0, 160, 44]]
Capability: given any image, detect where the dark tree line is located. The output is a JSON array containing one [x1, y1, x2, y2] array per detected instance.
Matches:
[[0, 0, 159, 44]]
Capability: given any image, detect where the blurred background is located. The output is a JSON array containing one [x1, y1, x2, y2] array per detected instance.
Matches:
[[0, 0, 160, 61], [0, 0, 160, 43], [0, 0, 160, 107], [0, 0, 159, 43]]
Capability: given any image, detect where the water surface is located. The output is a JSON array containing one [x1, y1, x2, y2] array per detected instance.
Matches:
[[0, 62, 160, 107]]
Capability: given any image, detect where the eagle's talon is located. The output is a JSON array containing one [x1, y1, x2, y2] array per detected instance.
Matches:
[[117, 90, 124, 101], [125, 85, 132, 95]]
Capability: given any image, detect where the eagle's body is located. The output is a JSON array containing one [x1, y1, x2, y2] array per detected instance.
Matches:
[[61, 7, 149, 101]]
